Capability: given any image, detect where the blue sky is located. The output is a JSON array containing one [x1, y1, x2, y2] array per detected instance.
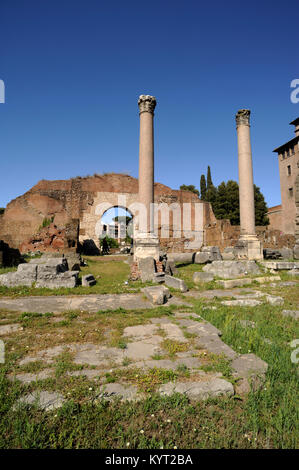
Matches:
[[0, 0, 298, 209]]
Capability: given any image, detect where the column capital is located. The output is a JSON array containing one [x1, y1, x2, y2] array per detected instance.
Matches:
[[138, 95, 157, 115], [236, 109, 251, 127]]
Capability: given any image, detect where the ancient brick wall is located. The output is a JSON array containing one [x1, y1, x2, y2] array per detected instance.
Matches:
[[0, 174, 213, 253], [205, 219, 296, 250], [267, 205, 283, 232]]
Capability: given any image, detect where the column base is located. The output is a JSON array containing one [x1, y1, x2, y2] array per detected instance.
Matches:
[[134, 232, 160, 261], [234, 235, 263, 260]]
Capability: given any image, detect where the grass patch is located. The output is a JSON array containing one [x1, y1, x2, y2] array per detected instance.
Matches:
[[162, 339, 189, 357], [119, 367, 179, 392], [0, 256, 139, 297], [0, 267, 17, 275]]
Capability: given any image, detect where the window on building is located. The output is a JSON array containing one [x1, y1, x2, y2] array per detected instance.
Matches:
[[290, 146, 295, 155], [289, 187, 293, 197], [287, 165, 291, 175]]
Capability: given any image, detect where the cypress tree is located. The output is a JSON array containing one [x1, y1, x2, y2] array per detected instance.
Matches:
[[200, 175, 207, 200], [206, 166, 217, 208], [207, 166, 213, 189]]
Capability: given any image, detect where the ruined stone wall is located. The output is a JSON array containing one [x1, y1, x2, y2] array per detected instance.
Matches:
[[205, 219, 296, 250], [0, 174, 213, 253], [267, 205, 283, 232]]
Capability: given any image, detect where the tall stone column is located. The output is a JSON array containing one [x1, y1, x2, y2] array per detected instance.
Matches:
[[134, 95, 160, 261], [138, 94, 156, 231], [234, 109, 263, 260]]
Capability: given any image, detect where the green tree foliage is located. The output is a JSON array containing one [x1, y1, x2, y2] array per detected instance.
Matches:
[[179, 184, 199, 196], [207, 166, 213, 190], [112, 215, 132, 225], [212, 181, 227, 219], [200, 175, 207, 200], [254, 184, 269, 226], [225, 180, 240, 225], [99, 235, 119, 254], [211, 179, 268, 226], [205, 166, 217, 207], [180, 166, 269, 226]]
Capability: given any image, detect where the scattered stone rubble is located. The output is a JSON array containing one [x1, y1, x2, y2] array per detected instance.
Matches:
[[215, 275, 280, 288], [142, 285, 171, 305], [133, 246, 298, 301], [193, 272, 215, 283], [263, 248, 294, 260], [164, 274, 188, 292], [260, 261, 299, 271], [0, 253, 91, 289], [282, 310, 299, 320], [203, 260, 261, 279], [82, 274, 96, 287]]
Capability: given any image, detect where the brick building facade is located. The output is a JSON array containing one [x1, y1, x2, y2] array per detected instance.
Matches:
[[272, 117, 299, 235]]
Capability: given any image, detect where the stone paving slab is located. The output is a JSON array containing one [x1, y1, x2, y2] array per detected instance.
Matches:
[[0, 323, 23, 335], [160, 322, 188, 343], [282, 310, 299, 320], [124, 337, 164, 361], [66, 369, 103, 379], [150, 317, 178, 324], [266, 295, 284, 306], [184, 288, 260, 300], [195, 336, 237, 359], [0, 293, 185, 314], [123, 324, 158, 339], [19, 344, 76, 365], [176, 320, 222, 337], [173, 312, 201, 319], [279, 281, 298, 287], [73, 344, 125, 367], [221, 299, 262, 307], [10, 292, 271, 404], [97, 383, 140, 402], [131, 356, 204, 372], [174, 318, 237, 359], [15, 391, 65, 411], [9, 369, 53, 384], [159, 378, 234, 400], [0, 294, 151, 313], [231, 353, 268, 378]]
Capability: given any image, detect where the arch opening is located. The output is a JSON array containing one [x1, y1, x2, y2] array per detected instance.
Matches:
[[100, 206, 134, 249]]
